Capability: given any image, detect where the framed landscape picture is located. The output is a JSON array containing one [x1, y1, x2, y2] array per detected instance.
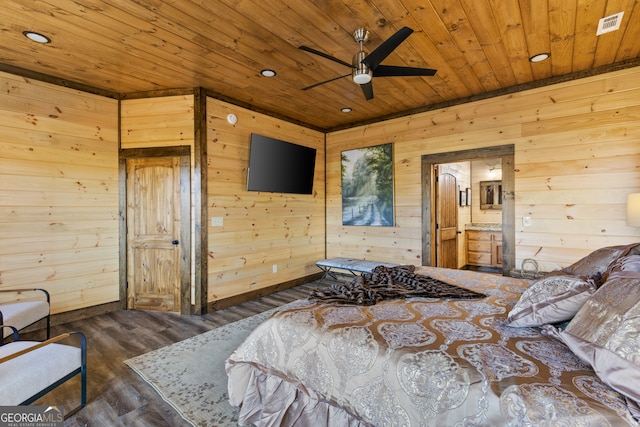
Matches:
[[341, 143, 394, 226]]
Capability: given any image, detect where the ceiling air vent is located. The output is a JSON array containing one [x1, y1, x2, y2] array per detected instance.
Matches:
[[596, 12, 624, 35]]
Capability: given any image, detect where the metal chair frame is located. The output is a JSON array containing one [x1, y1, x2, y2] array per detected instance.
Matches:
[[0, 326, 86, 418]]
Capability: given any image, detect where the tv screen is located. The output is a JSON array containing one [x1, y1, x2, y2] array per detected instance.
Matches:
[[246, 133, 316, 194]]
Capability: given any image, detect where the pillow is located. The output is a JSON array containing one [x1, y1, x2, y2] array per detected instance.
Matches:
[[560, 244, 631, 279], [546, 267, 640, 409], [505, 275, 596, 327], [604, 254, 640, 280]]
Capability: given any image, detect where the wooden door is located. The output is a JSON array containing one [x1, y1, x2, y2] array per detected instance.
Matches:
[[126, 157, 183, 312], [435, 172, 458, 268]]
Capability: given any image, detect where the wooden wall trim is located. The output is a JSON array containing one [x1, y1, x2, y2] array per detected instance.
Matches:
[[5, 55, 640, 135], [194, 88, 208, 314], [326, 57, 640, 133], [0, 63, 120, 99], [20, 302, 121, 335], [207, 273, 322, 312], [120, 146, 191, 158], [118, 100, 127, 310], [120, 88, 196, 100], [179, 154, 192, 314], [52, 302, 121, 327], [500, 152, 516, 276]]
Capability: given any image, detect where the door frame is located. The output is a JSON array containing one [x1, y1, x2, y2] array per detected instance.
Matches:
[[421, 145, 515, 275], [119, 146, 192, 314]]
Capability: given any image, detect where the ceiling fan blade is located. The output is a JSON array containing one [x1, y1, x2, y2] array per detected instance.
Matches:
[[373, 65, 437, 77], [302, 73, 351, 91], [361, 27, 413, 70], [360, 81, 374, 100], [298, 46, 353, 69]]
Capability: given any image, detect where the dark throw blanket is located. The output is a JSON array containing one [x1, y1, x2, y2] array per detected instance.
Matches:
[[309, 265, 486, 306]]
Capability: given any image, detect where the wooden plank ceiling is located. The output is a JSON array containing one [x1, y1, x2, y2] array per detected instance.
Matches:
[[1, 0, 639, 131]]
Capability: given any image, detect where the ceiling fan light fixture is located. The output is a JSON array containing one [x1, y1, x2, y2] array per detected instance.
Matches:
[[352, 50, 372, 84], [529, 52, 550, 63], [353, 70, 372, 84]]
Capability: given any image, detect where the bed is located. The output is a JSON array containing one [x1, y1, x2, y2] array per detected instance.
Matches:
[[226, 244, 640, 426]]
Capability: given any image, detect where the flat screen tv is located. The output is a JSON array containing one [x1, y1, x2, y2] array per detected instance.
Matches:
[[246, 133, 316, 194]]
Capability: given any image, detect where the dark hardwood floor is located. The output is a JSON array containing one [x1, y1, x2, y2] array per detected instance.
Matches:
[[21, 279, 327, 426]]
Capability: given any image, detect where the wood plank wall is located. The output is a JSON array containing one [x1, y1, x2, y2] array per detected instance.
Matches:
[[120, 94, 326, 305], [326, 67, 640, 273], [206, 98, 325, 301], [121, 95, 195, 149], [0, 71, 119, 313], [3, 65, 640, 315]]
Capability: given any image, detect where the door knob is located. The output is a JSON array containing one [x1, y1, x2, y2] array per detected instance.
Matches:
[[172, 240, 179, 245]]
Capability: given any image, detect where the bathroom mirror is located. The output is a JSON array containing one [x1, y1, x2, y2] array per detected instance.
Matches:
[[480, 180, 502, 210]]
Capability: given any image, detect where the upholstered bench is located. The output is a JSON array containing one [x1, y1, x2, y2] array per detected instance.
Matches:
[[316, 257, 399, 283], [0, 328, 86, 417]]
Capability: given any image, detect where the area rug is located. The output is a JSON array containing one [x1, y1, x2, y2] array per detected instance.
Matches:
[[124, 308, 276, 427]]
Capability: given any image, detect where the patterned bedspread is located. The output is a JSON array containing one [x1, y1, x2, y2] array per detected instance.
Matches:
[[226, 267, 639, 426]]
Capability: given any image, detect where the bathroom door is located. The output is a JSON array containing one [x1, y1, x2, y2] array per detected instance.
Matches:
[[435, 172, 458, 268]]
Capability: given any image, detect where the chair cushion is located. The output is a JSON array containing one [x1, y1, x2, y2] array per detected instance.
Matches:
[[0, 341, 81, 405], [1, 301, 49, 338]]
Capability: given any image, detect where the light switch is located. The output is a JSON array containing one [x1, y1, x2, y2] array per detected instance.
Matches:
[[522, 216, 532, 227], [211, 217, 224, 226]]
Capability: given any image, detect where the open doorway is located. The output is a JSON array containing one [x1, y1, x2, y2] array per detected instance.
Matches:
[[421, 145, 515, 275]]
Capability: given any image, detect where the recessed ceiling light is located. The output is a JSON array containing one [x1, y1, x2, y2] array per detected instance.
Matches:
[[23, 31, 51, 44], [261, 69, 276, 77], [341, 107, 352, 113], [529, 53, 550, 63]]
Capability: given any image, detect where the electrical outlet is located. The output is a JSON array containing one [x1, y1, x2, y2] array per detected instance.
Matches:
[[272, 264, 278, 273], [522, 216, 532, 227], [211, 217, 224, 226]]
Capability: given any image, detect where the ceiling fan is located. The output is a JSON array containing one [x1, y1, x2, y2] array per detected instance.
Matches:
[[299, 27, 437, 100]]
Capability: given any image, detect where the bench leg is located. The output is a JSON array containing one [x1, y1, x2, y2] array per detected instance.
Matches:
[[318, 266, 340, 284], [317, 267, 368, 284]]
